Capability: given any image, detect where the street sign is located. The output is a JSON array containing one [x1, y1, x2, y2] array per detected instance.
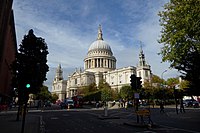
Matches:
[[134, 93, 139, 99]]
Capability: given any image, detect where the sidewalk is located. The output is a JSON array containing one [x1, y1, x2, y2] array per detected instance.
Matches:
[[0, 111, 40, 133]]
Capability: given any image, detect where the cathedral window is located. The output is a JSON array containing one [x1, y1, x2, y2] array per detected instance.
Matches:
[[139, 72, 141, 77], [145, 70, 148, 77]]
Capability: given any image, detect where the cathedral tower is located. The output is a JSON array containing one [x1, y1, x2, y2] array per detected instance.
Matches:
[[52, 64, 67, 100], [136, 45, 152, 84]]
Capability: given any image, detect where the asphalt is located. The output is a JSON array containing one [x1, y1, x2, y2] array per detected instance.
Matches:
[[0, 104, 199, 133], [0, 110, 40, 133]]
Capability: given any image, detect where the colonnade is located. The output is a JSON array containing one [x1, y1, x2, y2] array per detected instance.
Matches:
[[85, 58, 116, 69]]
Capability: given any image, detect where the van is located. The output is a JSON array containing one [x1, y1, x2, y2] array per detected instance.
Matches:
[[65, 99, 74, 108]]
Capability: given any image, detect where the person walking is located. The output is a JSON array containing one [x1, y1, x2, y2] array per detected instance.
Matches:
[[160, 102, 165, 113], [125, 100, 128, 110], [180, 99, 185, 113]]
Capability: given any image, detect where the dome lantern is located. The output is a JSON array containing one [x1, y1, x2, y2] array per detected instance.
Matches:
[[97, 24, 103, 40]]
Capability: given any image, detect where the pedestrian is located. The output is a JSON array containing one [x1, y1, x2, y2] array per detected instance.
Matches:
[[180, 99, 185, 113], [160, 102, 165, 113], [96, 101, 99, 108], [125, 100, 128, 110]]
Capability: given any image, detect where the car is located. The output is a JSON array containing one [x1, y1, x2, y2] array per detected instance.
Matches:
[[65, 99, 74, 109], [183, 99, 199, 108], [60, 99, 74, 109]]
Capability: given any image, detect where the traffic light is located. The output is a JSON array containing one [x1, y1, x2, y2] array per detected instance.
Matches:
[[26, 83, 31, 89], [136, 77, 142, 89], [130, 74, 137, 90]]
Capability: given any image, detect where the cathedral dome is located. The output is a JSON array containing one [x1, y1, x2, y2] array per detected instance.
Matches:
[[84, 25, 116, 73], [88, 25, 113, 55], [88, 40, 111, 52]]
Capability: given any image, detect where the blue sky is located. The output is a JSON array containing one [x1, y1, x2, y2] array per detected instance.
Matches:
[[13, 0, 179, 90]]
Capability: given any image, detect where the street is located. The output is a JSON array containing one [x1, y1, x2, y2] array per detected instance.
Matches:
[[30, 105, 200, 133], [35, 109, 144, 133]]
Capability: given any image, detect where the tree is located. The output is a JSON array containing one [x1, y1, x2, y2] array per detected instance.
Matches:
[[35, 85, 51, 101], [11, 29, 49, 121], [11, 29, 49, 97], [81, 83, 100, 101], [82, 83, 97, 95], [99, 80, 112, 101], [51, 93, 59, 103], [158, 0, 200, 95], [120, 86, 134, 100]]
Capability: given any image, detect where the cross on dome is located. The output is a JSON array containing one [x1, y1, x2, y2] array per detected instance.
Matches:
[[97, 24, 103, 40]]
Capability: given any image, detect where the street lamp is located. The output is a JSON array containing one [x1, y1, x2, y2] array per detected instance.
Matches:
[[161, 70, 167, 80]]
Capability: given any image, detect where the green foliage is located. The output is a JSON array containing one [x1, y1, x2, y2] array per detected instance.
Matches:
[[11, 29, 49, 95], [152, 75, 163, 83], [166, 78, 179, 86], [82, 83, 97, 95], [51, 93, 59, 103], [83, 90, 101, 101], [111, 89, 120, 100], [120, 86, 134, 100], [158, 0, 200, 95], [180, 80, 189, 89], [99, 80, 112, 101], [35, 86, 51, 101], [82, 83, 99, 101], [101, 87, 112, 101]]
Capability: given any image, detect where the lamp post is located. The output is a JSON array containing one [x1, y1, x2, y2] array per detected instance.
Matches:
[[161, 70, 167, 81], [161, 70, 167, 102]]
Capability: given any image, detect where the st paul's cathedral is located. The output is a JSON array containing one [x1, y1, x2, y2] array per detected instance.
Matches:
[[52, 25, 152, 100]]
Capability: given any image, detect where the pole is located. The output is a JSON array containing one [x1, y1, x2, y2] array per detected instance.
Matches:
[[21, 94, 28, 133], [161, 70, 167, 103], [104, 101, 108, 117], [174, 88, 178, 114], [136, 99, 139, 123], [21, 102, 27, 133]]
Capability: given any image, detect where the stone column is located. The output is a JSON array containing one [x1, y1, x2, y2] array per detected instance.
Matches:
[[85, 60, 87, 69], [99, 58, 101, 68], [89, 59, 91, 68], [95, 59, 97, 67], [92, 59, 94, 68]]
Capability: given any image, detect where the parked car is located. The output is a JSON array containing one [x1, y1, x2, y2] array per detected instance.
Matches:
[[183, 99, 199, 108]]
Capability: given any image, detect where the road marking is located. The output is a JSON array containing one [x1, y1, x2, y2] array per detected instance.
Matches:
[[50, 117, 58, 120]]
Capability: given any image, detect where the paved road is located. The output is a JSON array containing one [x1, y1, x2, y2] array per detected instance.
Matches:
[[29, 106, 200, 133], [2, 105, 199, 133], [35, 110, 146, 133]]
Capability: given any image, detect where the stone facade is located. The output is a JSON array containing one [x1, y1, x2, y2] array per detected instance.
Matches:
[[52, 25, 152, 100]]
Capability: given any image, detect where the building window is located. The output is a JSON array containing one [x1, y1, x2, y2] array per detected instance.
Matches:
[[139, 72, 141, 77], [145, 71, 148, 77], [75, 79, 77, 84]]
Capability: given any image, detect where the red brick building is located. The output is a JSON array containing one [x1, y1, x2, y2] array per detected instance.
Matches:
[[0, 0, 17, 104]]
